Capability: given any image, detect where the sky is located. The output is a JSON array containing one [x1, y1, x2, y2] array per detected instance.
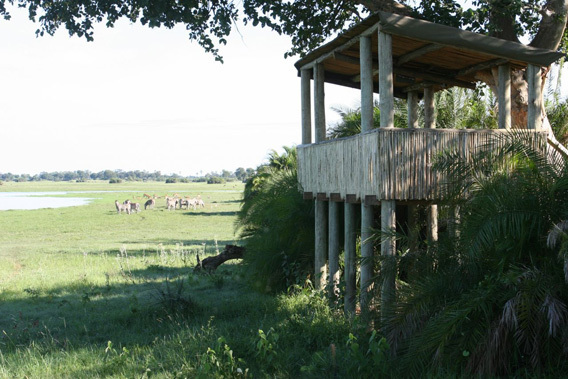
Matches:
[[0, 6, 361, 177]]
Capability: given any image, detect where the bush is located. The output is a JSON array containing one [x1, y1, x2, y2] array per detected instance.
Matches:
[[165, 178, 177, 184], [237, 147, 314, 292], [207, 176, 226, 184], [109, 178, 122, 184]]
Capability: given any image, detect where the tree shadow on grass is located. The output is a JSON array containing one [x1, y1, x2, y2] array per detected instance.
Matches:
[[0, 259, 350, 378], [0, 264, 247, 351], [181, 211, 238, 217], [119, 239, 237, 249]]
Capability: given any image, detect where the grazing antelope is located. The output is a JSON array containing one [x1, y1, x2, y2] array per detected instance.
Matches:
[[186, 198, 198, 210], [115, 200, 131, 214], [165, 197, 178, 211], [123, 200, 141, 213], [144, 198, 156, 210], [178, 199, 190, 210]]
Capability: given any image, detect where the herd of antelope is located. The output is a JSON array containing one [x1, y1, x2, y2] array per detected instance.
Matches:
[[114, 193, 205, 215]]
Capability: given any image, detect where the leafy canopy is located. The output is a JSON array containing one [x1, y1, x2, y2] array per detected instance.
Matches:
[[2, 0, 566, 62]]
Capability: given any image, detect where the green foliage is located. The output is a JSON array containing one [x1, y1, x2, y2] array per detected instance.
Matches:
[[153, 278, 197, 317], [108, 178, 123, 184], [165, 178, 177, 183], [237, 146, 314, 292], [435, 86, 497, 129], [328, 89, 496, 140], [207, 176, 226, 184], [256, 328, 279, 365], [4, 0, 562, 63], [327, 100, 407, 139], [301, 330, 391, 378], [195, 337, 249, 378], [547, 97, 568, 146], [381, 132, 568, 376]]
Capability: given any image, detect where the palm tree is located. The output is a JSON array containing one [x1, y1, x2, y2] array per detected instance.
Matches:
[[379, 132, 568, 376], [435, 86, 497, 129], [327, 88, 497, 140], [237, 147, 315, 291]]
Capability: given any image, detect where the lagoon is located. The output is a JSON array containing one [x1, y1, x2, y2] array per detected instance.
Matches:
[[0, 192, 93, 210]]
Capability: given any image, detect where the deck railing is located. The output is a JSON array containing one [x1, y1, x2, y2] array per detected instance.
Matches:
[[297, 128, 547, 201]]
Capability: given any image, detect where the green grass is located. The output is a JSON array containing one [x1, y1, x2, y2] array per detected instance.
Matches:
[[0, 181, 358, 378]]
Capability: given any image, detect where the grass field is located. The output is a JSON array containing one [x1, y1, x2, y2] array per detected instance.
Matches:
[[0, 181, 356, 378]]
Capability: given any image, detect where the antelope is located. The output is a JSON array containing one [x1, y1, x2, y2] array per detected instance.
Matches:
[[123, 200, 141, 213], [115, 200, 131, 214], [144, 198, 156, 210], [178, 199, 190, 210], [165, 196, 178, 211]]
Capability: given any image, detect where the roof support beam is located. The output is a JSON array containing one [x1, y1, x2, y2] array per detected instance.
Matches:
[[395, 43, 443, 65], [334, 52, 362, 66], [299, 22, 380, 70], [407, 91, 419, 128], [498, 64, 511, 129], [394, 67, 476, 89], [314, 63, 326, 142], [360, 36, 374, 132], [301, 69, 312, 144], [458, 58, 508, 77], [527, 64, 543, 131], [402, 81, 439, 93], [353, 65, 475, 90], [379, 31, 394, 129]]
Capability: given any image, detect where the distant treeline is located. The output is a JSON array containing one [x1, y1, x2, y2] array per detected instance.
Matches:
[[0, 167, 256, 184]]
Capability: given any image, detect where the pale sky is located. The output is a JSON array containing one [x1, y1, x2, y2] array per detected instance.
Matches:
[[0, 6, 361, 176]]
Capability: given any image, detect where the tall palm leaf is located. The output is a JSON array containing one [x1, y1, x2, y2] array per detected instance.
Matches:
[[236, 147, 314, 292], [381, 132, 568, 376]]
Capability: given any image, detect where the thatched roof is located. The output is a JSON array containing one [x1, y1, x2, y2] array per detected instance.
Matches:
[[294, 12, 564, 97]]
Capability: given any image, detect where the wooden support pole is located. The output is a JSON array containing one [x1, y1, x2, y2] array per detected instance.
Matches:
[[314, 63, 326, 142], [301, 69, 312, 144], [407, 91, 419, 129], [381, 200, 396, 316], [328, 201, 340, 299], [314, 63, 327, 291], [360, 36, 374, 132], [448, 205, 460, 240], [407, 204, 419, 252], [360, 203, 374, 311], [498, 64, 511, 130], [315, 199, 328, 290], [527, 64, 542, 131], [424, 85, 438, 242], [427, 204, 438, 244], [424, 86, 435, 129], [379, 31, 394, 129], [344, 202, 357, 315]]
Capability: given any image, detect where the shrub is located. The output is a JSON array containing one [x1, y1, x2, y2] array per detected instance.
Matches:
[[165, 178, 177, 184], [207, 176, 225, 184], [237, 147, 314, 292], [109, 178, 122, 184], [382, 133, 568, 376]]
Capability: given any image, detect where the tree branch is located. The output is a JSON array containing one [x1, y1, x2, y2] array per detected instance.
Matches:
[[347, 0, 413, 15], [529, 0, 568, 50]]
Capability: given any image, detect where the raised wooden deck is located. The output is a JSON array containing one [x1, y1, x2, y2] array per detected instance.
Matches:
[[297, 128, 547, 202]]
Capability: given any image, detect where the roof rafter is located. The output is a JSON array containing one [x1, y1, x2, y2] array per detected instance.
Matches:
[[395, 43, 444, 66]]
